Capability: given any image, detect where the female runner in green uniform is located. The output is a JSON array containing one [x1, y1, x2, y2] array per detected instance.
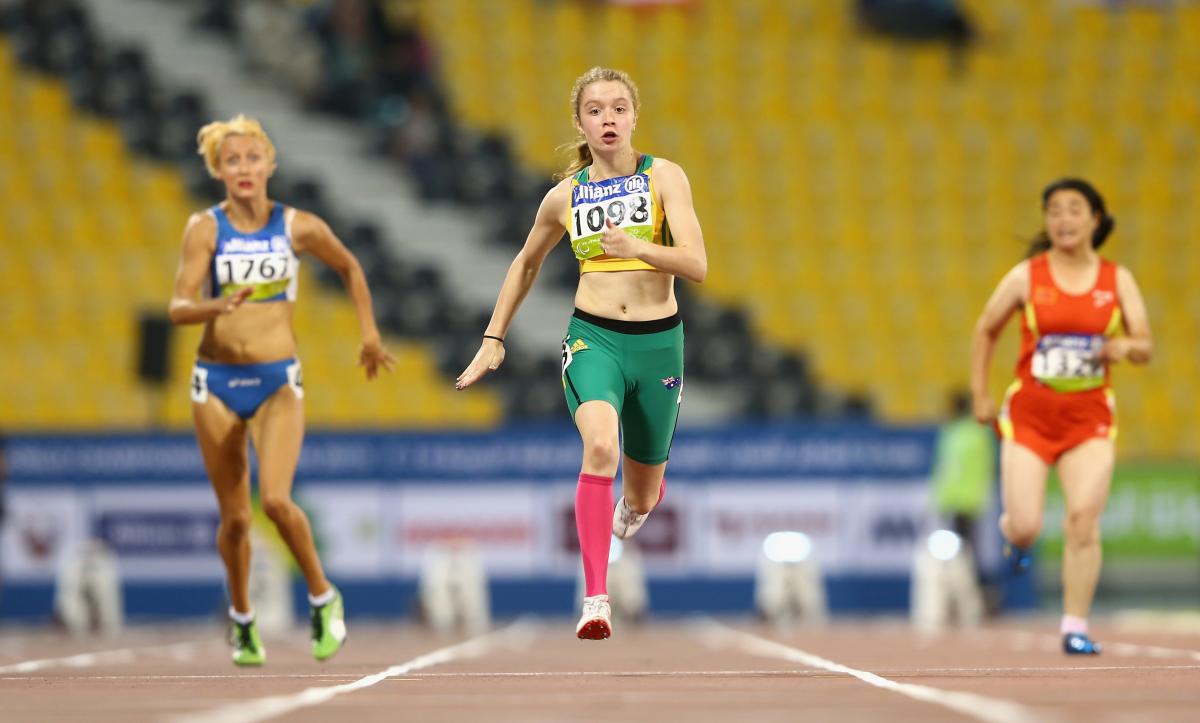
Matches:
[[456, 67, 707, 639]]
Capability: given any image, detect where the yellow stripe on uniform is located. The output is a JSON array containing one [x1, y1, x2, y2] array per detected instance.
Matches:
[[1023, 303, 1039, 339], [1103, 307, 1123, 338], [997, 379, 1022, 441]]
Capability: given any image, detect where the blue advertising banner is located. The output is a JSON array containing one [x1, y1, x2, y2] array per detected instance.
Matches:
[[0, 424, 976, 620], [5, 423, 934, 482]]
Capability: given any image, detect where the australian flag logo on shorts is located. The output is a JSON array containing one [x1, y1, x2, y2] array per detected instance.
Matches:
[[661, 376, 681, 389]]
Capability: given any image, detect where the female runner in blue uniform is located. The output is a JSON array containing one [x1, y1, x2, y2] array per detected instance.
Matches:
[[169, 114, 394, 665]]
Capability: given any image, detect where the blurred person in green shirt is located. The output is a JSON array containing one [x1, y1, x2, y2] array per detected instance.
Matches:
[[930, 390, 998, 610]]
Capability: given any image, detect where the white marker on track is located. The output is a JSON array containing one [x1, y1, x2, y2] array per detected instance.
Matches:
[[700, 621, 1048, 723], [0, 640, 209, 675], [169, 622, 536, 723]]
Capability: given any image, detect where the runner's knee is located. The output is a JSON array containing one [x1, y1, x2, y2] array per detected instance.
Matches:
[[1005, 513, 1042, 548], [1064, 509, 1100, 547], [260, 495, 295, 524], [219, 509, 252, 540], [582, 435, 620, 472]]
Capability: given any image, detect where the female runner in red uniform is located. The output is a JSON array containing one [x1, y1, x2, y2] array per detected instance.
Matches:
[[970, 178, 1152, 654]]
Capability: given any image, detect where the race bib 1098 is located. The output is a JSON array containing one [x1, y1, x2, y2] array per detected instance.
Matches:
[[569, 173, 653, 261]]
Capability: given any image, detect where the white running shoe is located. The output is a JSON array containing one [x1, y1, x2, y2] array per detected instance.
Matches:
[[612, 496, 650, 540], [576, 594, 612, 640]]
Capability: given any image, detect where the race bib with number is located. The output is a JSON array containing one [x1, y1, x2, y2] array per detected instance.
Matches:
[[212, 234, 299, 302], [1031, 334, 1105, 392], [569, 172, 654, 261]]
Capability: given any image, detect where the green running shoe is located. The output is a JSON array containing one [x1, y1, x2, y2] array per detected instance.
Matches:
[[230, 619, 265, 667], [311, 588, 347, 661]]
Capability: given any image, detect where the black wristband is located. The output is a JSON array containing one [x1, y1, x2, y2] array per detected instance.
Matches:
[[483, 334, 504, 344]]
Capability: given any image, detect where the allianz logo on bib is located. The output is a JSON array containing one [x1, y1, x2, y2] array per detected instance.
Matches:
[[223, 238, 273, 253], [573, 174, 647, 203], [228, 377, 263, 388], [623, 175, 647, 194]]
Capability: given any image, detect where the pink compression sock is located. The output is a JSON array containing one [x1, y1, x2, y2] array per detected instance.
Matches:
[[1061, 615, 1088, 635], [576, 472, 614, 597], [656, 477, 667, 507]]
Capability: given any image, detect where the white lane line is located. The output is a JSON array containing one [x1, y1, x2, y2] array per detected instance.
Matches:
[[1112, 610, 1200, 634], [700, 621, 1046, 723], [408, 663, 1200, 678], [0, 674, 379, 681], [883, 664, 1200, 675], [1008, 632, 1200, 662], [0, 641, 212, 675], [1105, 641, 1200, 661], [167, 622, 536, 723], [6, 662, 1198, 684]]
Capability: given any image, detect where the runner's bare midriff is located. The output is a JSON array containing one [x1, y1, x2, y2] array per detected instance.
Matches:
[[575, 268, 677, 320], [198, 302, 297, 364]]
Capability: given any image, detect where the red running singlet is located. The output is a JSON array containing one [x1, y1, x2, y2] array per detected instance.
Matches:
[[998, 254, 1123, 464]]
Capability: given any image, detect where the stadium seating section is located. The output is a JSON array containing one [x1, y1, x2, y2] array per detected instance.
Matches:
[[0, 37, 500, 429], [2, 0, 1196, 458], [416, 0, 1198, 457]]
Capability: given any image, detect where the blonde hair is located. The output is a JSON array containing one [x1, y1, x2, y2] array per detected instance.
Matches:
[[556, 67, 641, 181], [196, 113, 277, 178]]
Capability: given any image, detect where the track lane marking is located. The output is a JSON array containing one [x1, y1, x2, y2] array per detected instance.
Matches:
[[700, 621, 1047, 723], [1005, 631, 1200, 661], [0, 640, 213, 675], [166, 622, 536, 723], [6, 662, 1199, 684]]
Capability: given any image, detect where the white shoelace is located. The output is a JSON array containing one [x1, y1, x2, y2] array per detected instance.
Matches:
[[582, 596, 610, 618]]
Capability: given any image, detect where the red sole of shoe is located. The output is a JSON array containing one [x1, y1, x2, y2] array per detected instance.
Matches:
[[576, 619, 612, 640]]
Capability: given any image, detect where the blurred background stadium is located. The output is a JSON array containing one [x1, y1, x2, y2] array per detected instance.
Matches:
[[0, 0, 1195, 626]]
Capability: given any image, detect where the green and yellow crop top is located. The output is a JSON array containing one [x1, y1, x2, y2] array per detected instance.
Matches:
[[567, 154, 673, 273]]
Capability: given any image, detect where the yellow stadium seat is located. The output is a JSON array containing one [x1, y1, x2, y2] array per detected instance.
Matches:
[[346, 0, 1200, 449], [1, 55, 501, 430]]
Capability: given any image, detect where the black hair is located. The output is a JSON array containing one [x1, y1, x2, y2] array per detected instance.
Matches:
[[1026, 177, 1115, 258]]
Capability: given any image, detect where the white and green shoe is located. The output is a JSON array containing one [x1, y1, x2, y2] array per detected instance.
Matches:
[[311, 588, 347, 661], [230, 619, 265, 667]]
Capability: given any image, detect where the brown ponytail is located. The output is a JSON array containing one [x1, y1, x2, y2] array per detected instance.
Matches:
[[555, 66, 640, 181], [556, 139, 594, 182]]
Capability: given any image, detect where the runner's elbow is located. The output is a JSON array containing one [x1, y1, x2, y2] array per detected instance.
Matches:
[[167, 299, 189, 325], [973, 319, 1000, 342], [512, 252, 543, 283]]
